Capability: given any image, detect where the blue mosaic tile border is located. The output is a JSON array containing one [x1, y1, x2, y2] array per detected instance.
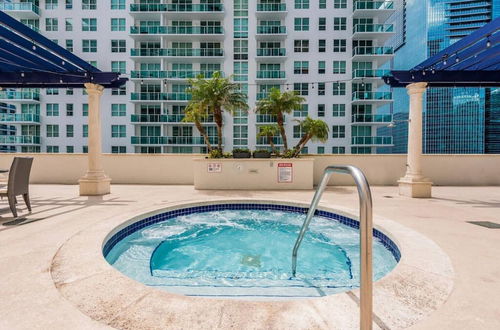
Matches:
[[103, 203, 401, 262]]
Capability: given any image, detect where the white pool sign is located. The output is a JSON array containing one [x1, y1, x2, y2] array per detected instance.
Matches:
[[207, 163, 222, 173], [278, 163, 293, 183]]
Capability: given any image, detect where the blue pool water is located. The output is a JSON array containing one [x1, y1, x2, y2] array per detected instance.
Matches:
[[105, 205, 399, 299]]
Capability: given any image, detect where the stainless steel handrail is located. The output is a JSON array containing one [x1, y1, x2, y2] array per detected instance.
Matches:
[[291, 165, 373, 330]]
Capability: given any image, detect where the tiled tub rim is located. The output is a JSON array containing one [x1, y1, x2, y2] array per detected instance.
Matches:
[[102, 200, 401, 264]]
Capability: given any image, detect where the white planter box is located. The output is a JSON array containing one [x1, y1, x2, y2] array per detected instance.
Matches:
[[193, 158, 314, 190]]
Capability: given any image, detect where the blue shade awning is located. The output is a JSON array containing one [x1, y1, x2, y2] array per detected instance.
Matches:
[[385, 17, 500, 88], [0, 11, 127, 88]]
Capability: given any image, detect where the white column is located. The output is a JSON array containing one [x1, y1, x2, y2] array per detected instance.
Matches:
[[398, 82, 432, 198], [79, 83, 111, 196]]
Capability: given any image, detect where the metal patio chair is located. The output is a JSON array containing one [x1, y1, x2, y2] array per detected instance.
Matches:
[[0, 157, 34, 218]]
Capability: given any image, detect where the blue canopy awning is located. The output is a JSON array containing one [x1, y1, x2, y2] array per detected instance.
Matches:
[[385, 17, 500, 88], [0, 11, 127, 88]]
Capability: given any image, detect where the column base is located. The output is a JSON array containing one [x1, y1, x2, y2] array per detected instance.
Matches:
[[398, 177, 433, 198], [79, 176, 111, 196]]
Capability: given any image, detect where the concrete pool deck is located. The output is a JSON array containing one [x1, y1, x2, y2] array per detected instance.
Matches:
[[0, 185, 499, 329]]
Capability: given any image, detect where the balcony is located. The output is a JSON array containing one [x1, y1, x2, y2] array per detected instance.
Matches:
[[256, 48, 286, 60], [130, 26, 224, 40], [0, 113, 41, 124], [0, 2, 40, 18], [256, 26, 287, 40], [130, 70, 220, 80], [351, 114, 392, 125], [256, 114, 284, 124], [130, 114, 214, 123], [131, 136, 220, 145], [129, 3, 224, 18], [0, 135, 40, 145], [351, 136, 393, 146], [352, 92, 393, 105], [130, 48, 224, 59], [352, 46, 394, 63], [256, 92, 271, 100], [353, 1, 395, 21], [353, 24, 395, 42], [352, 69, 391, 87], [256, 3, 287, 18], [0, 91, 40, 103], [256, 71, 286, 81], [256, 136, 283, 146], [130, 93, 191, 102]]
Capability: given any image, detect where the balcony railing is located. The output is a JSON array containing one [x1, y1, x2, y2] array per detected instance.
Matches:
[[0, 135, 41, 145], [0, 113, 41, 123], [256, 92, 270, 100], [0, 91, 40, 101], [352, 69, 391, 79], [130, 3, 223, 12], [0, 2, 40, 15], [130, 114, 214, 123], [130, 26, 223, 35], [353, 1, 394, 10], [351, 136, 393, 145], [256, 48, 286, 57], [256, 3, 286, 12], [352, 46, 394, 56], [131, 136, 219, 145], [352, 91, 392, 101], [354, 24, 394, 33], [131, 48, 224, 57], [131, 93, 191, 101], [257, 26, 287, 34], [131, 70, 220, 79], [351, 114, 392, 123], [256, 136, 283, 145], [256, 114, 283, 123], [256, 71, 286, 79]]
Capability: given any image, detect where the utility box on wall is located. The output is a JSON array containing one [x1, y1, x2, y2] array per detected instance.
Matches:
[[193, 158, 314, 190]]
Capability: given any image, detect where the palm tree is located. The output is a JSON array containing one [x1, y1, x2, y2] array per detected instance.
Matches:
[[255, 88, 305, 150], [292, 116, 329, 157], [187, 71, 248, 151], [256, 124, 280, 155], [182, 101, 213, 152]]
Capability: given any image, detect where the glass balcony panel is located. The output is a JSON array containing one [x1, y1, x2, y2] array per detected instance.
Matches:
[[353, 1, 394, 10], [0, 91, 40, 101], [0, 113, 41, 123], [256, 71, 286, 79], [130, 3, 223, 12], [256, 26, 287, 34], [256, 136, 283, 145], [130, 26, 223, 34], [353, 24, 394, 33], [0, 135, 41, 144], [256, 48, 286, 56], [352, 46, 394, 56], [351, 114, 392, 123], [0, 2, 40, 15], [256, 3, 286, 12], [131, 48, 224, 57], [351, 136, 393, 145], [352, 69, 391, 79], [352, 92, 393, 101]]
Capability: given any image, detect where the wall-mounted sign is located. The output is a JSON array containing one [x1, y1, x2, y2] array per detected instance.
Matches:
[[278, 163, 293, 183], [207, 163, 222, 173]]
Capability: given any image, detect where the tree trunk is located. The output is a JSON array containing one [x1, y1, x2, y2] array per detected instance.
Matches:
[[293, 135, 311, 157], [276, 112, 288, 150], [195, 120, 212, 152], [267, 135, 278, 154], [214, 106, 223, 151]]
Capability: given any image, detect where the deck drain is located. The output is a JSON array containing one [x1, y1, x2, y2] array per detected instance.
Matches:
[[467, 221, 500, 229]]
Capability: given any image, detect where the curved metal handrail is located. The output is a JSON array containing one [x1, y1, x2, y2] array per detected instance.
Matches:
[[291, 165, 373, 330]]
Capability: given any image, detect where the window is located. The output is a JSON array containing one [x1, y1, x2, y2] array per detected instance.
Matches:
[[293, 83, 308, 96], [318, 39, 326, 52], [82, 104, 88, 116], [293, 125, 304, 138], [65, 39, 73, 52], [333, 104, 346, 116], [111, 61, 126, 74], [318, 61, 326, 74], [333, 61, 346, 74], [294, 40, 309, 52], [295, 0, 309, 9], [111, 125, 127, 138], [234, 18, 248, 38], [82, 40, 97, 52], [111, 104, 126, 116], [112, 146, 127, 153], [333, 0, 347, 9], [66, 104, 73, 116], [82, 18, 97, 31], [317, 82, 325, 96], [47, 146, 59, 153], [332, 147, 346, 154], [46, 125, 59, 137], [112, 87, 126, 95], [233, 61, 248, 82], [319, 0, 326, 9], [333, 82, 346, 95], [111, 40, 126, 53], [66, 146, 74, 153], [317, 146, 325, 154], [46, 88, 59, 95], [294, 104, 308, 117], [294, 61, 309, 74], [111, 0, 125, 10], [66, 88, 73, 96], [294, 18, 309, 31], [334, 17, 347, 31], [45, 18, 58, 31], [65, 0, 72, 9], [82, 0, 96, 10], [332, 126, 345, 138], [318, 18, 326, 31], [83, 125, 88, 138], [333, 39, 347, 52], [66, 125, 74, 137], [45, 0, 58, 10], [233, 40, 248, 60], [111, 18, 126, 31], [352, 147, 371, 154], [65, 18, 73, 31], [317, 104, 325, 117], [83, 146, 88, 153], [46, 104, 59, 116]]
